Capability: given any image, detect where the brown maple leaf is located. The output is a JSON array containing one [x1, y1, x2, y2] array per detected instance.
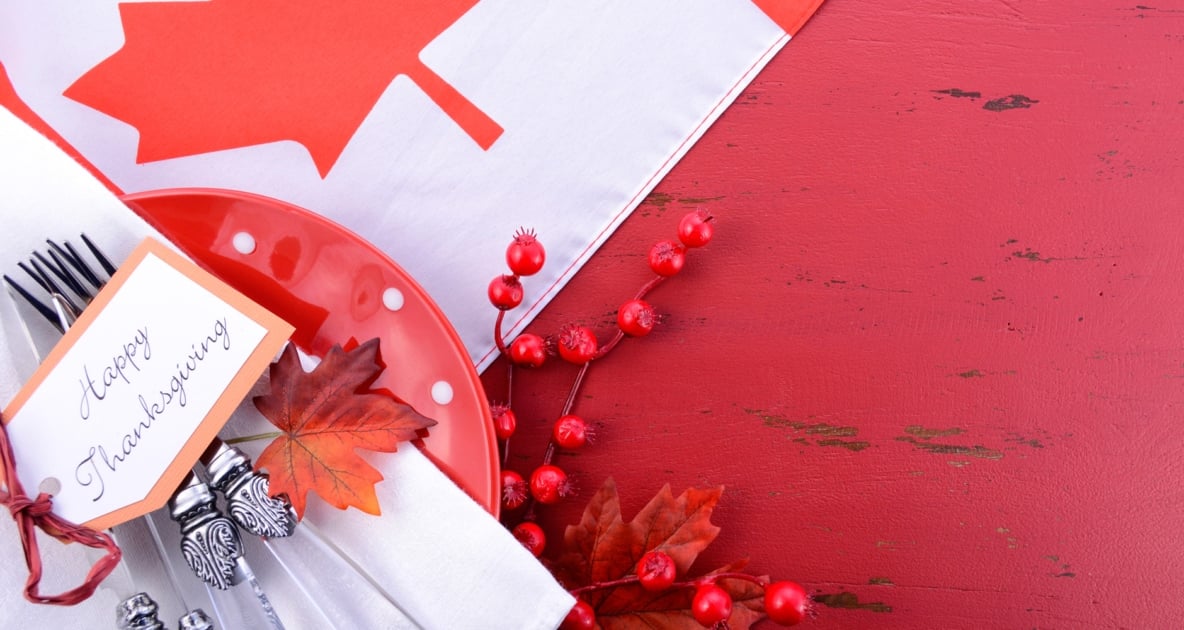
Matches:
[[64, 0, 503, 177], [555, 479, 767, 629], [253, 338, 435, 518]]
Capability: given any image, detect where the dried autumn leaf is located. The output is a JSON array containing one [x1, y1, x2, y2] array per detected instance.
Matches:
[[555, 479, 767, 629], [253, 338, 435, 518]]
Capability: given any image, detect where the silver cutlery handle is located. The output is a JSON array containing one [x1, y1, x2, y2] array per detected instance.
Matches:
[[203, 441, 296, 538], [169, 474, 243, 591], [177, 608, 215, 630], [116, 592, 165, 630]]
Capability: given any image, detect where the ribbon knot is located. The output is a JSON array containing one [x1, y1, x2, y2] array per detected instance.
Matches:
[[0, 412, 121, 605], [8, 492, 54, 520]]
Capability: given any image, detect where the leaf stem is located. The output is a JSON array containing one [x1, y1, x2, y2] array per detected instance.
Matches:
[[225, 431, 283, 445]]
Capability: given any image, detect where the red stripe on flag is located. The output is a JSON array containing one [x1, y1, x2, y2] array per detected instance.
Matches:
[[751, 0, 826, 35], [0, 62, 123, 194]]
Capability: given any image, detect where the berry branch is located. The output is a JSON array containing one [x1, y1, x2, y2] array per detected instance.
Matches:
[[560, 551, 813, 629], [484, 210, 811, 628]]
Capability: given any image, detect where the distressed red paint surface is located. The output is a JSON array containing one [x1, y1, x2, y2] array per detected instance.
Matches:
[[487, 1, 1184, 627]]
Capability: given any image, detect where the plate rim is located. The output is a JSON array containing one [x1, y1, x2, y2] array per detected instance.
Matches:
[[120, 186, 500, 516]]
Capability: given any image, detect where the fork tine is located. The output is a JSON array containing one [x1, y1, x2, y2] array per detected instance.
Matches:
[[81, 233, 117, 277], [47, 248, 91, 299], [48, 239, 103, 291], [27, 257, 82, 316], [17, 261, 52, 294], [3, 274, 63, 332], [34, 250, 89, 301]]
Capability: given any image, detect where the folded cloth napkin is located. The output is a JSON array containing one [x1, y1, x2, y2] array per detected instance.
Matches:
[[0, 108, 573, 629]]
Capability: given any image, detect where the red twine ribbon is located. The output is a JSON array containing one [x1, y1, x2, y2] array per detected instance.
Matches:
[[0, 411, 121, 605]]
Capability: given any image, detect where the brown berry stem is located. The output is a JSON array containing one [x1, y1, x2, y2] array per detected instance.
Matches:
[[568, 572, 768, 597], [595, 330, 626, 358], [501, 363, 515, 467], [494, 310, 509, 354], [542, 361, 591, 465], [634, 275, 667, 301], [568, 574, 641, 595]]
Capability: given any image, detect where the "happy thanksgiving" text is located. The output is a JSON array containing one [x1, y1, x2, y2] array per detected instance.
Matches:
[[73, 317, 231, 501]]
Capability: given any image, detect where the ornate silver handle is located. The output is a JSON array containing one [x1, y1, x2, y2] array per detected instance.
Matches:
[[168, 473, 243, 591], [116, 592, 165, 630], [203, 441, 297, 538], [177, 608, 215, 630]]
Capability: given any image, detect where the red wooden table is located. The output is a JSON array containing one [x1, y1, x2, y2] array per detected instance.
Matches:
[[484, 1, 1184, 627]]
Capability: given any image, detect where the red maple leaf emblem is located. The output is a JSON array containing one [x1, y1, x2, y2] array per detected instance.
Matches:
[[64, 0, 503, 177]]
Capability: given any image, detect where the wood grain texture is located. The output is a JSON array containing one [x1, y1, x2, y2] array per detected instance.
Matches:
[[483, 1, 1184, 627]]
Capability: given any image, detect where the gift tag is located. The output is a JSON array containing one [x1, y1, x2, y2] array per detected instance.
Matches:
[[2, 237, 292, 530]]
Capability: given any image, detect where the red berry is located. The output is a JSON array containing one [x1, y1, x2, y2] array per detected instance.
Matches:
[[764, 581, 810, 626], [512, 521, 545, 557], [636, 551, 676, 592], [691, 583, 733, 627], [560, 600, 596, 630], [558, 324, 598, 364], [530, 464, 569, 504], [493, 406, 518, 440], [509, 333, 547, 367], [648, 240, 686, 277], [678, 209, 715, 248], [617, 299, 656, 337], [507, 228, 546, 276], [552, 414, 589, 450], [501, 470, 528, 510], [488, 274, 524, 310]]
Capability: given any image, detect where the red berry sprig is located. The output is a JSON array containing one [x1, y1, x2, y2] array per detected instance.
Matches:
[[512, 521, 546, 558], [552, 414, 591, 450], [483, 211, 810, 627], [489, 211, 715, 527], [636, 550, 677, 592], [506, 227, 546, 276], [564, 565, 815, 628], [764, 580, 811, 626], [559, 599, 596, 630], [692, 583, 733, 627]]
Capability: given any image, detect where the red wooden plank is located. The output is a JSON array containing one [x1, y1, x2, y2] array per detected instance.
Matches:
[[486, 0, 1184, 627]]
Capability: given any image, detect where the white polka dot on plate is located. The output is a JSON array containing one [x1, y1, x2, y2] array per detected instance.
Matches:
[[382, 287, 405, 311], [232, 231, 256, 254], [431, 380, 453, 405]]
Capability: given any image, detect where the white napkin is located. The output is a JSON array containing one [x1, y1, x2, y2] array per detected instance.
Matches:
[[0, 108, 573, 628]]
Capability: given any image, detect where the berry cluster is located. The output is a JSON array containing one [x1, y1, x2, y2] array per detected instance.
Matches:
[[486, 211, 812, 627], [560, 551, 811, 629]]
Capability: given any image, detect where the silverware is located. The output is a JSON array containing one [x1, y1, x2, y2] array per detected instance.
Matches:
[[202, 441, 297, 539], [5, 278, 215, 629], [9, 236, 424, 629]]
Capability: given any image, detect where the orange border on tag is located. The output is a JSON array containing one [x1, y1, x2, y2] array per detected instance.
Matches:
[[2, 237, 293, 530]]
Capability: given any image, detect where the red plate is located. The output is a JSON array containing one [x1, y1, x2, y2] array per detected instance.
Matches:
[[121, 188, 499, 516]]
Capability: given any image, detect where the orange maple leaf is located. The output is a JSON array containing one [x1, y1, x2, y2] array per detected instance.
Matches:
[[252, 339, 436, 518], [554, 479, 767, 629], [64, 0, 502, 177]]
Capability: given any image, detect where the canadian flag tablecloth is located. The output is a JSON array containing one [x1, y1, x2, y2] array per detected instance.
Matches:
[[0, 0, 820, 370]]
